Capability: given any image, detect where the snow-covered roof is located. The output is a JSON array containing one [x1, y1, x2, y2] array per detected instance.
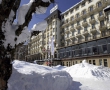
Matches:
[[104, 5, 110, 11], [61, 0, 84, 15]]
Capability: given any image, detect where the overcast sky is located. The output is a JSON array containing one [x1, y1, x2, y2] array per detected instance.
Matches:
[[21, 0, 81, 30]]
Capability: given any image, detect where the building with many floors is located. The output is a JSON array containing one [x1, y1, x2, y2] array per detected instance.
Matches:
[[27, 0, 110, 67]]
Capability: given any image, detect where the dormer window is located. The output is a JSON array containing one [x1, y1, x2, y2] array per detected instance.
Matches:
[[88, 0, 92, 3], [76, 6, 79, 11], [82, 2, 85, 7]]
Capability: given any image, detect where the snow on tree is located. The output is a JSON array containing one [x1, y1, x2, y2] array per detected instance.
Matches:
[[0, 0, 54, 89]]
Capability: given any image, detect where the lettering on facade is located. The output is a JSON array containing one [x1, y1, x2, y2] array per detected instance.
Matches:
[[50, 4, 58, 14]]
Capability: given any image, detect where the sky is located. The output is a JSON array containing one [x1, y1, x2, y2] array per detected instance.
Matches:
[[20, 0, 81, 30]]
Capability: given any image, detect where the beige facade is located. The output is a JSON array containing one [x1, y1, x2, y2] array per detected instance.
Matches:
[[27, 0, 110, 68], [61, 0, 110, 47], [27, 10, 61, 62], [55, 0, 110, 68]]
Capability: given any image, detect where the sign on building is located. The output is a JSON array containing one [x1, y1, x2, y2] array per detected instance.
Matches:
[[50, 4, 58, 14]]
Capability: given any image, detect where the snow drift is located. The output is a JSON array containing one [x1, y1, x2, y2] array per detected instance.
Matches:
[[8, 60, 73, 90], [64, 60, 110, 80]]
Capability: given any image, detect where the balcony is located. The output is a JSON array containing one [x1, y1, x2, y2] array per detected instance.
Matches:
[[62, 22, 69, 28], [88, 7, 95, 15], [70, 27, 75, 31], [65, 36, 70, 40], [61, 32, 64, 35], [90, 28, 97, 34], [75, 25, 81, 30], [82, 22, 88, 27], [81, 11, 88, 18], [99, 25, 107, 31], [102, 0, 110, 7], [65, 29, 69, 33], [82, 30, 89, 36], [70, 35, 76, 39], [89, 19, 96, 24], [76, 33, 82, 38], [98, 15, 105, 21]]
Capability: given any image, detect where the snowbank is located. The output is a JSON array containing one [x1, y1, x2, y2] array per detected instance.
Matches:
[[64, 60, 110, 80], [53, 65, 67, 70], [8, 60, 73, 90]]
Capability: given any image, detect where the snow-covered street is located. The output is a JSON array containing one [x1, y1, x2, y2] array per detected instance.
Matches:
[[7, 60, 110, 90]]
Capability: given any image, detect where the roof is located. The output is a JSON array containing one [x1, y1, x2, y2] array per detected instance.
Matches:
[[61, 0, 84, 15], [104, 5, 110, 12]]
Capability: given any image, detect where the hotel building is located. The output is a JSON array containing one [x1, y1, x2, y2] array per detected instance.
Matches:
[[57, 0, 110, 67], [27, 0, 110, 67]]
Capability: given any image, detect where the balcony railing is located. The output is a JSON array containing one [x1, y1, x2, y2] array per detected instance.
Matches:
[[98, 15, 105, 21], [99, 25, 107, 31], [82, 30, 89, 36], [89, 19, 96, 24], [82, 21, 88, 27], [90, 27, 97, 33], [75, 25, 81, 30]]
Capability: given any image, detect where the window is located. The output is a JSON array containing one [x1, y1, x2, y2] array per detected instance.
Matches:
[[104, 59, 108, 67], [100, 20, 104, 26], [75, 61, 77, 64], [92, 24, 95, 29], [71, 16, 74, 21], [53, 21, 55, 25], [89, 6, 93, 11], [78, 29, 80, 34], [82, 2, 85, 7], [69, 62, 71, 66], [83, 18, 86, 22], [102, 31, 106, 37], [90, 14, 94, 19], [87, 47, 92, 55], [72, 31, 75, 35], [73, 61, 74, 65], [99, 11, 103, 16], [93, 60, 96, 65], [67, 62, 68, 66], [84, 27, 87, 31], [80, 61, 82, 63], [53, 28, 55, 32], [76, 6, 79, 11], [66, 19, 69, 23], [92, 47, 98, 54], [70, 9, 73, 14], [76, 13, 80, 18], [89, 60, 91, 64], [88, 0, 92, 3], [61, 15, 64, 19], [102, 45, 107, 53], [99, 59, 102, 65], [82, 10, 86, 15], [77, 21, 80, 25], [97, 2, 102, 7], [71, 24, 74, 28]]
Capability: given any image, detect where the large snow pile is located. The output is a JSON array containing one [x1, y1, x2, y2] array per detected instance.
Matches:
[[64, 60, 110, 80], [8, 60, 73, 90]]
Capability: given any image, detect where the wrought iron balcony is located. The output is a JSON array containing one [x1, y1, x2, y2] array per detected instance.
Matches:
[[98, 15, 105, 21], [89, 19, 96, 24], [82, 21, 88, 27]]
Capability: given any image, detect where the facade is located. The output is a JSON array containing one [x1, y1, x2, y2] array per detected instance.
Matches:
[[27, 0, 110, 67], [26, 9, 61, 64], [56, 0, 110, 67]]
